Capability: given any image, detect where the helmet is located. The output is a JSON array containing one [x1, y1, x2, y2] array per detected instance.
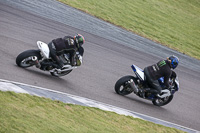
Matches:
[[168, 55, 179, 69], [74, 34, 85, 47]]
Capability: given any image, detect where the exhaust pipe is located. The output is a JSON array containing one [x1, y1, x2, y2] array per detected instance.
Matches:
[[129, 79, 139, 94], [31, 56, 41, 68], [49, 66, 77, 73]]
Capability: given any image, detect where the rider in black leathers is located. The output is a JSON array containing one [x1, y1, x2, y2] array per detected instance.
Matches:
[[142, 55, 179, 98], [40, 34, 85, 70]]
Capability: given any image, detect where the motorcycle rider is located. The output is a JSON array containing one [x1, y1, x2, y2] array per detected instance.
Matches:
[[141, 55, 179, 98], [40, 34, 85, 70]]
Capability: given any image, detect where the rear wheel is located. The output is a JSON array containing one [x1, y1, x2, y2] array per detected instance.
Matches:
[[152, 95, 173, 106], [115, 76, 137, 96], [16, 50, 41, 68]]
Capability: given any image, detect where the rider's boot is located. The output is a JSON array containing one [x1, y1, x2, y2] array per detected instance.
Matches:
[[40, 62, 47, 70], [157, 89, 171, 98], [40, 62, 54, 71], [138, 88, 159, 98]]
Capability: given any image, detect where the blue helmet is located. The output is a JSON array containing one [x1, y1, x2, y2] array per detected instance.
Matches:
[[169, 55, 179, 69]]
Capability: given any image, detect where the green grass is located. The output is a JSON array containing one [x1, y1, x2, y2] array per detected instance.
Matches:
[[0, 91, 185, 133], [58, 0, 200, 59]]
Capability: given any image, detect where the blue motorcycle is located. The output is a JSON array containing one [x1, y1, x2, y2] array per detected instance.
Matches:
[[115, 64, 179, 106]]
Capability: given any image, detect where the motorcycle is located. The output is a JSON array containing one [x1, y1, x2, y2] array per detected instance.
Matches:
[[16, 41, 78, 77], [115, 64, 179, 106]]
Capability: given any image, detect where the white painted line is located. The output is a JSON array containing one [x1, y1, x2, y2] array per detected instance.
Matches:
[[0, 82, 29, 94]]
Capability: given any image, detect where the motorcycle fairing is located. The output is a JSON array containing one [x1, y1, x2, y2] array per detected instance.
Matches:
[[131, 64, 145, 81], [175, 78, 179, 91], [37, 41, 50, 59], [132, 64, 169, 87]]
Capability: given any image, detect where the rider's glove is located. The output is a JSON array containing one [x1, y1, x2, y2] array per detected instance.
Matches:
[[76, 54, 83, 66]]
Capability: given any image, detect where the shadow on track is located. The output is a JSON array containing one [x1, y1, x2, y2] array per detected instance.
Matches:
[[14, 65, 75, 88], [113, 92, 170, 111]]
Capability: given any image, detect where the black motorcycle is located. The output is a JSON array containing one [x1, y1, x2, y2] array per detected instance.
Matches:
[[115, 64, 179, 106], [16, 41, 78, 77]]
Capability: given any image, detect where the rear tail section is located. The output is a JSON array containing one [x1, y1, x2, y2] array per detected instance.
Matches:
[[131, 64, 145, 81]]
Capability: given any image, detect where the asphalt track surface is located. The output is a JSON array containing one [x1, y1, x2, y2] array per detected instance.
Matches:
[[0, 0, 200, 131]]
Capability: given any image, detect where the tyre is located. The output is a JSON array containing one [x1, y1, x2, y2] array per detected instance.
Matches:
[[50, 70, 72, 77], [16, 50, 41, 68], [152, 95, 173, 106], [115, 75, 136, 96]]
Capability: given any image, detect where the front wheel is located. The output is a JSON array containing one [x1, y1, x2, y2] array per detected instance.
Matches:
[[16, 50, 42, 68], [152, 95, 173, 106], [115, 75, 136, 96]]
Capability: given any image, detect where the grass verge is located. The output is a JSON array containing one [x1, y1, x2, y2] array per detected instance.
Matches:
[[58, 0, 200, 60], [0, 91, 185, 133]]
